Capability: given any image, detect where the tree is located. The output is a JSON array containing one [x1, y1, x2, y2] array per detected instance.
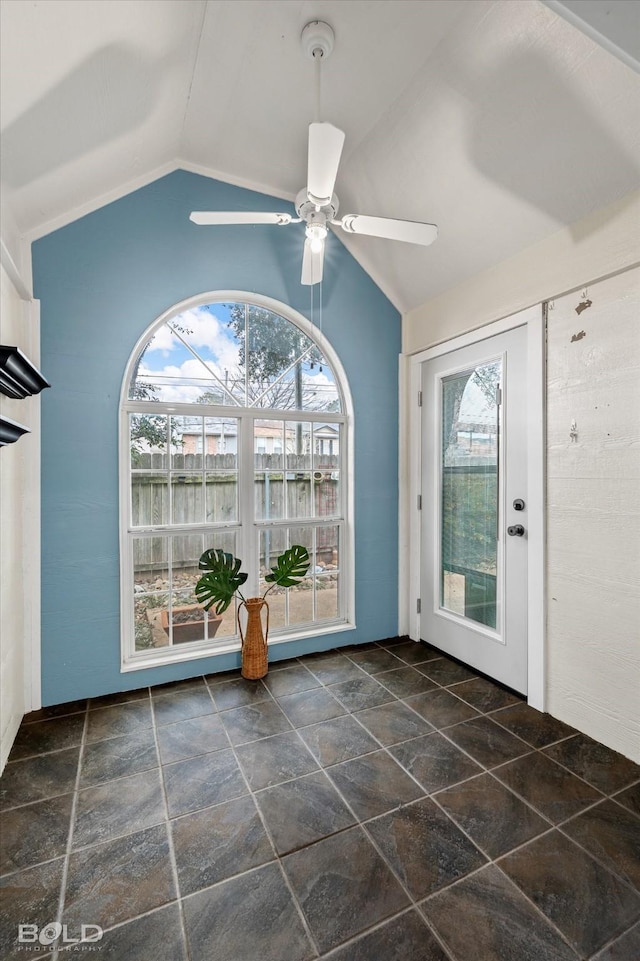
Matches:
[[224, 304, 332, 419]]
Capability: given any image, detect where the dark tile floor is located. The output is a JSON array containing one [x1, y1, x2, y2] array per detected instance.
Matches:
[[1, 639, 639, 961]]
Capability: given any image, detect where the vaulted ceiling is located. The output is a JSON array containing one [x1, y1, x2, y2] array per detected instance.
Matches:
[[1, 0, 639, 312]]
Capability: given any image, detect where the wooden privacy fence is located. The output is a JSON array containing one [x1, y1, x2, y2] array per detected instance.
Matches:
[[132, 453, 339, 571]]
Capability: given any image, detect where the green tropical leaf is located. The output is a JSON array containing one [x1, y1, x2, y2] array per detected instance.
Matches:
[[195, 549, 247, 615], [264, 545, 310, 589]]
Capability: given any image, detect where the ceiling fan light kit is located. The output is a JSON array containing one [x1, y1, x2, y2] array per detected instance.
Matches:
[[189, 20, 437, 285]]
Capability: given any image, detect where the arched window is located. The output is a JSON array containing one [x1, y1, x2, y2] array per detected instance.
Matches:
[[120, 292, 352, 669]]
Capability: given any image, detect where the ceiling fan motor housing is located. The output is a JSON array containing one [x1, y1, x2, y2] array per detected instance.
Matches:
[[295, 188, 339, 226]]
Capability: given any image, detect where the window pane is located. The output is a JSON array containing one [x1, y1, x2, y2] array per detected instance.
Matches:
[[131, 470, 168, 527], [133, 537, 169, 651], [129, 412, 169, 461], [441, 361, 500, 629], [202, 531, 240, 638], [129, 305, 244, 405]]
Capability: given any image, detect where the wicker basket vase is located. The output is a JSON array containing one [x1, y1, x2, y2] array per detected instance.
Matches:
[[238, 597, 269, 679]]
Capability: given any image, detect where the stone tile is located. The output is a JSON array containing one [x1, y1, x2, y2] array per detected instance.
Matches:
[[156, 713, 229, 764], [369, 796, 487, 899], [493, 751, 603, 823], [417, 657, 478, 687], [298, 715, 380, 766], [0, 858, 64, 961], [562, 799, 640, 890], [436, 772, 550, 858], [325, 909, 450, 961], [172, 795, 274, 896], [235, 731, 319, 790], [9, 713, 85, 760], [74, 904, 187, 960], [23, 700, 87, 723], [63, 824, 176, 931], [0, 794, 73, 874], [0, 748, 80, 810], [543, 734, 640, 795], [73, 769, 165, 848], [327, 750, 423, 820], [355, 701, 434, 746], [306, 654, 367, 685], [614, 782, 640, 817], [85, 700, 153, 743], [204, 668, 241, 685], [256, 770, 356, 855], [422, 863, 578, 961], [404, 689, 480, 729], [282, 826, 409, 953], [328, 676, 397, 713], [450, 677, 523, 713], [210, 677, 272, 711], [376, 666, 438, 698], [491, 702, 575, 748], [267, 656, 301, 671], [219, 699, 292, 745], [444, 715, 532, 769], [263, 664, 320, 697], [277, 688, 346, 727], [390, 732, 483, 794], [388, 641, 440, 665], [163, 749, 248, 818], [499, 830, 640, 957], [88, 688, 150, 708], [183, 862, 315, 961], [152, 689, 215, 726], [592, 922, 640, 961], [80, 729, 158, 787], [375, 636, 412, 648], [345, 647, 405, 675]]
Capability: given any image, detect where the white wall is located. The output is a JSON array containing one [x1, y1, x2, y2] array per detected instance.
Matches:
[[0, 259, 41, 772], [546, 268, 639, 762], [404, 188, 640, 353], [402, 186, 640, 761]]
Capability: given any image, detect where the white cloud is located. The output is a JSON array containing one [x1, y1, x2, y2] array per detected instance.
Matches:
[[144, 306, 241, 371]]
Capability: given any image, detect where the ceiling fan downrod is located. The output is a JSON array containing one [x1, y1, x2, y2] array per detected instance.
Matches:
[[301, 20, 335, 123]]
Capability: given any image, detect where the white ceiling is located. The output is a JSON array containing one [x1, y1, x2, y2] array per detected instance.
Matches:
[[1, 0, 639, 312]]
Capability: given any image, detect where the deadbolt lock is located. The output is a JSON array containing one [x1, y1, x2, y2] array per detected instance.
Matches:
[[513, 499, 525, 511]]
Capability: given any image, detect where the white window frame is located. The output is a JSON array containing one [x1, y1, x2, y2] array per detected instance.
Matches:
[[119, 291, 355, 672]]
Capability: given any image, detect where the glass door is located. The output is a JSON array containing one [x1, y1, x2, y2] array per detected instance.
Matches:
[[421, 326, 528, 693]]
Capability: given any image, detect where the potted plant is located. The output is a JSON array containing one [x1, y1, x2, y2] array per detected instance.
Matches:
[[195, 545, 310, 679]]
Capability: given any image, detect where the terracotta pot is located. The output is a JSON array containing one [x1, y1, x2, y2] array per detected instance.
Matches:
[[160, 605, 223, 644]]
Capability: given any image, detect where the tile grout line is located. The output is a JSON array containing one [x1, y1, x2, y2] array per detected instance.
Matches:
[[149, 690, 193, 961], [50, 700, 91, 961], [217, 704, 323, 959]]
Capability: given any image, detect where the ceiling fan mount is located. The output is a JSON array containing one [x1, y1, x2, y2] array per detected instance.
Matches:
[[189, 19, 437, 285]]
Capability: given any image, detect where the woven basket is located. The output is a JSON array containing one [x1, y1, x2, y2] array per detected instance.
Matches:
[[238, 598, 269, 679]]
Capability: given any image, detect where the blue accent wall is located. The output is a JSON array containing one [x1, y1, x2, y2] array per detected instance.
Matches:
[[33, 170, 401, 703]]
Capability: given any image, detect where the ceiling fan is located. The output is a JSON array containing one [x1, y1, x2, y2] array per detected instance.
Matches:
[[190, 21, 438, 286]]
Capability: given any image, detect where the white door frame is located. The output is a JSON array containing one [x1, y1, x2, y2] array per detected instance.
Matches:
[[400, 305, 545, 710]]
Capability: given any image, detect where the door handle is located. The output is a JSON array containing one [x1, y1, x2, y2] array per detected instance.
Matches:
[[507, 524, 525, 537]]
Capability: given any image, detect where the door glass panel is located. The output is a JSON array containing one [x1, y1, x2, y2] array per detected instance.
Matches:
[[440, 360, 501, 629]]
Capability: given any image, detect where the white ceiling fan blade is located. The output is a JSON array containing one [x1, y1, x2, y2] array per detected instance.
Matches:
[[190, 211, 293, 226], [301, 239, 325, 286], [339, 214, 438, 246], [307, 123, 345, 207]]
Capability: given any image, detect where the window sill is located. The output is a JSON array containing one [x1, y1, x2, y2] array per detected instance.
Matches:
[[121, 620, 356, 673]]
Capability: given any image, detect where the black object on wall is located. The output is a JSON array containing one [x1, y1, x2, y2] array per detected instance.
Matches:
[[0, 415, 30, 446], [0, 345, 50, 399]]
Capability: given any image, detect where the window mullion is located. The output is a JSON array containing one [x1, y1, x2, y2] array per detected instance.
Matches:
[[239, 413, 258, 597]]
